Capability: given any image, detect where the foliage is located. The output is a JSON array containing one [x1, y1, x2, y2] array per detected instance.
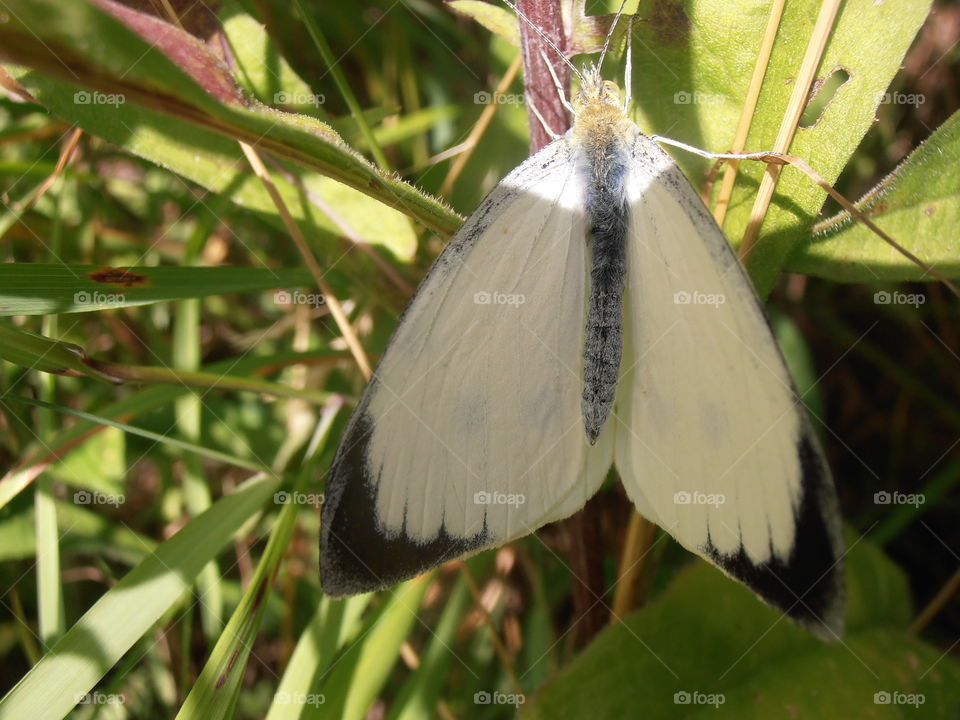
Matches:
[[0, 1, 957, 719]]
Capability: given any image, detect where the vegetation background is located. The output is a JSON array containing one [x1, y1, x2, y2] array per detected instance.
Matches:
[[0, 0, 958, 718]]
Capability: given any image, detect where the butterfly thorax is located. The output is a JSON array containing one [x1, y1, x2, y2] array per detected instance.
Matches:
[[570, 68, 634, 159]]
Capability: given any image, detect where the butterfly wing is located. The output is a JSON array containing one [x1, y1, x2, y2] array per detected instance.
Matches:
[[321, 139, 615, 596], [614, 134, 845, 636]]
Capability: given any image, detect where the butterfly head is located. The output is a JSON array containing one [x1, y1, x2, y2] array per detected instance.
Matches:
[[571, 64, 630, 144], [572, 65, 622, 114]]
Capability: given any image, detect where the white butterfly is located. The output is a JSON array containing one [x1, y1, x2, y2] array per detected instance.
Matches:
[[320, 42, 844, 638]]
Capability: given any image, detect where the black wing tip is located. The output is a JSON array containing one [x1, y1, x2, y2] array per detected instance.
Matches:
[[705, 541, 846, 641], [320, 510, 488, 597], [705, 430, 846, 640], [320, 411, 488, 597]]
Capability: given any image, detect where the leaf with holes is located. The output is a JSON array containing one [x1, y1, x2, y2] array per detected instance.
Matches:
[[623, 0, 932, 296]]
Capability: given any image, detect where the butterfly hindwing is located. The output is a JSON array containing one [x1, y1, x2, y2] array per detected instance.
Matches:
[[613, 133, 845, 636]]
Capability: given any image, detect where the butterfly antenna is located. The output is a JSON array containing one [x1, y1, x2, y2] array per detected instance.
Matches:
[[501, 0, 585, 83], [598, 0, 631, 70]]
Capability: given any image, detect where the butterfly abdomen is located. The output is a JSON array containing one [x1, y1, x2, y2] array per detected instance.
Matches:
[[580, 133, 630, 443]]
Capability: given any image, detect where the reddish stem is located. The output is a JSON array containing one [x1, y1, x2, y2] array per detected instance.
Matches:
[[518, 0, 571, 152]]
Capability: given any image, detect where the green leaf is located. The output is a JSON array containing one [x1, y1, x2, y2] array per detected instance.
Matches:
[[448, 1, 520, 45], [625, 0, 932, 296], [0, 0, 458, 250], [787, 109, 960, 282], [0, 474, 279, 720], [522, 540, 960, 720], [47, 426, 125, 494], [0, 323, 117, 382], [0, 263, 318, 316], [220, 3, 328, 119], [5, 61, 420, 262]]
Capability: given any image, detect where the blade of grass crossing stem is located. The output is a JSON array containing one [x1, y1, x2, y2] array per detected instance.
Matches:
[[388, 575, 472, 720], [292, 0, 390, 171], [35, 173, 68, 646], [266, 594, 372, 720], [0, 475, 280, 720], [0, 350, 339, 511], [176, 218, 223, 640], [7, 396, 274, 476], [738, 0, 842, 265], [871, 459, 960, 546], [174, 401, 341, 720], [310, 576, 433, 720]]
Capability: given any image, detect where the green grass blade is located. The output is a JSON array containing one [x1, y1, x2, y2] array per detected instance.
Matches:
[[0, 264, 318, 316], [0, 474, 280, 720], [312, 577, 432, 720], [267, 595, 372, 720], [175, 401, 341, 720]]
